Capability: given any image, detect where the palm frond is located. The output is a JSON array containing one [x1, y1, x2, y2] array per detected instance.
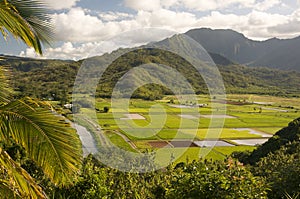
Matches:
[[0, 99, 83, 186], [0, 0, 53, 55], [0, 66, 12, 104], [0, 147, 46, 198]]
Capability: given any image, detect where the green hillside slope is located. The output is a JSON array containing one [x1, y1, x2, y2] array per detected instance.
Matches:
[[1, 48, 300, 101]]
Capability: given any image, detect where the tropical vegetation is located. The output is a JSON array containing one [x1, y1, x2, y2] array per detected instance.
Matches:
[[0, 0, 82, 198]]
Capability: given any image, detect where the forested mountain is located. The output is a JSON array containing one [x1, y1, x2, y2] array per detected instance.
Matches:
[[1, 29, 300, 100], [1, 48, 300, 101], [185, 28, 300, 71]]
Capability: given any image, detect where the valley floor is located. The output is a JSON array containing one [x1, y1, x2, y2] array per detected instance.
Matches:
[[74, 94, 300, 163]]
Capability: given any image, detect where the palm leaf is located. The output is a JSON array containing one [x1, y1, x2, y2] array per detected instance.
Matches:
[[0, 66, 12, 104], [0, 147, 46, 198], [0, 99, 82, 186], [0, 0, 53, 55]]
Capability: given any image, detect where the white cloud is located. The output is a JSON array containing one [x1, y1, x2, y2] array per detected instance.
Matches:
[[20, 42, 107, 60], [161, 0, 179, 8], [23, 1, 300, 59], [52, 7, 126, 42], [179, 0, 255, 11], [136, 9, 197, 30], [125, 0, 259, 11], [20, 29, 176, 60], [254, 0, 281, 11], [195, 10, 289, 40], [51, 7, 196, 43], [99, 12, 134, 21], [43, 0, 79, 10], [124, 0, 161, 11], [124, 0, 283, 12], [268, 9, 300, 36]]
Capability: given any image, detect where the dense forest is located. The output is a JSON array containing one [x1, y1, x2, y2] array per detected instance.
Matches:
[[3, 49, 300, 102]]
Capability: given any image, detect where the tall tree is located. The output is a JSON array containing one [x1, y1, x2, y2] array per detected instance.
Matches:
[[0, 0, 82, 198]]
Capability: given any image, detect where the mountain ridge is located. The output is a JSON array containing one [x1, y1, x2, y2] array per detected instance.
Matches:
[[185, 28, 300, 71]]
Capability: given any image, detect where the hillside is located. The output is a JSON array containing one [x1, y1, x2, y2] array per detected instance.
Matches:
[[1, 48, 300, 101], [185, 28, 300, 71], [232, 117, 300, 198], [245, 117, 300, 164]]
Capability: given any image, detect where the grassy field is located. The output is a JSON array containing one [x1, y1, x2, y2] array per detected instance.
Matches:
[[76, 94, 300, 163]]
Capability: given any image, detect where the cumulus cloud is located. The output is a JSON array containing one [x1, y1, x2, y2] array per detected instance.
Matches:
[[195, 10, 289, 40], [20, 29, 176, 60], [179, 0, 256, 11], [51, 7, 198, 43], [124, 0, 259, 11], [124, 0, 161, 11], [99, 12, 134, 21], [136, 9, 197, 30], [124, 0, 282, 12], [254, 0, 281, 11], [20, 42, 110, 60], [268, 9, 300, 36], [43, 0, 79, 10], [22, 0, 300, 59], [51, 7, 144, 42]]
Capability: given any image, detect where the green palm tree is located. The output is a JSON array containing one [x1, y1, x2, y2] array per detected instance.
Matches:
[[0, 0, 82, 198], [0, 0, 53, 55]]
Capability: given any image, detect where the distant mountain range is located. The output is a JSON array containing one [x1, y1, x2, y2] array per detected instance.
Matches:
[[185, 28, 300, 71], [1, 28, 300, 100]]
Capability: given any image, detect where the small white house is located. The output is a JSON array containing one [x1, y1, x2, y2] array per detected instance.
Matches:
[[64, 104, 73, 109]]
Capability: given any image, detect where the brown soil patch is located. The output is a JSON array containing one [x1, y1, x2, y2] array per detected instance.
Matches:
[[148, 141, 171, 148], [170, 141, 197, 147]]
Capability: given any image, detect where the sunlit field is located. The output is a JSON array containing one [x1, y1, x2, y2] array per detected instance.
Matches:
[[77, 94, 300, 162]]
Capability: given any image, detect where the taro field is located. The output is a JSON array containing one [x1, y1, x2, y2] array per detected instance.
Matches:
[[78, 94, 300, 163]]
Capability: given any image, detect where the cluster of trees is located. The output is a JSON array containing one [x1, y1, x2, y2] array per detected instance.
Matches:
[[56, 156, 268, 199], [13, 149, 268, 199]]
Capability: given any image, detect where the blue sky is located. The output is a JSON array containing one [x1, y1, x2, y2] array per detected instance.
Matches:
[[1, 0, 300, 60]]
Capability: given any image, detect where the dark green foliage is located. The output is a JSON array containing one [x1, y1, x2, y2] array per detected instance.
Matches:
[[1, 49, 300, 101], [103, 106, 109, 113], [167, 159, 267, 199], [50, 155, 112, 199], [13, 61, 80, 100], [219, 65, 300, 95], [95, 48, 207, 99], [245, 117, 300, 164], [232, 118, 300, 198], [253, 142, 300, 198], [50, 153, 268, 199]]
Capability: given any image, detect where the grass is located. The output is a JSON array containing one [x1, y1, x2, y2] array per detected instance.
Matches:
[[255, 127, 282, 134], [181, 128, 262, 139], [213, 146, 256, 157], [157, 129, 195, 139], [105, 132, 136, 152], [154, 148, 226, 166]]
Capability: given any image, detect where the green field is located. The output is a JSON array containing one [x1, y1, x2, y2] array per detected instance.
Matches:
[[77, 94, 300, 163]]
